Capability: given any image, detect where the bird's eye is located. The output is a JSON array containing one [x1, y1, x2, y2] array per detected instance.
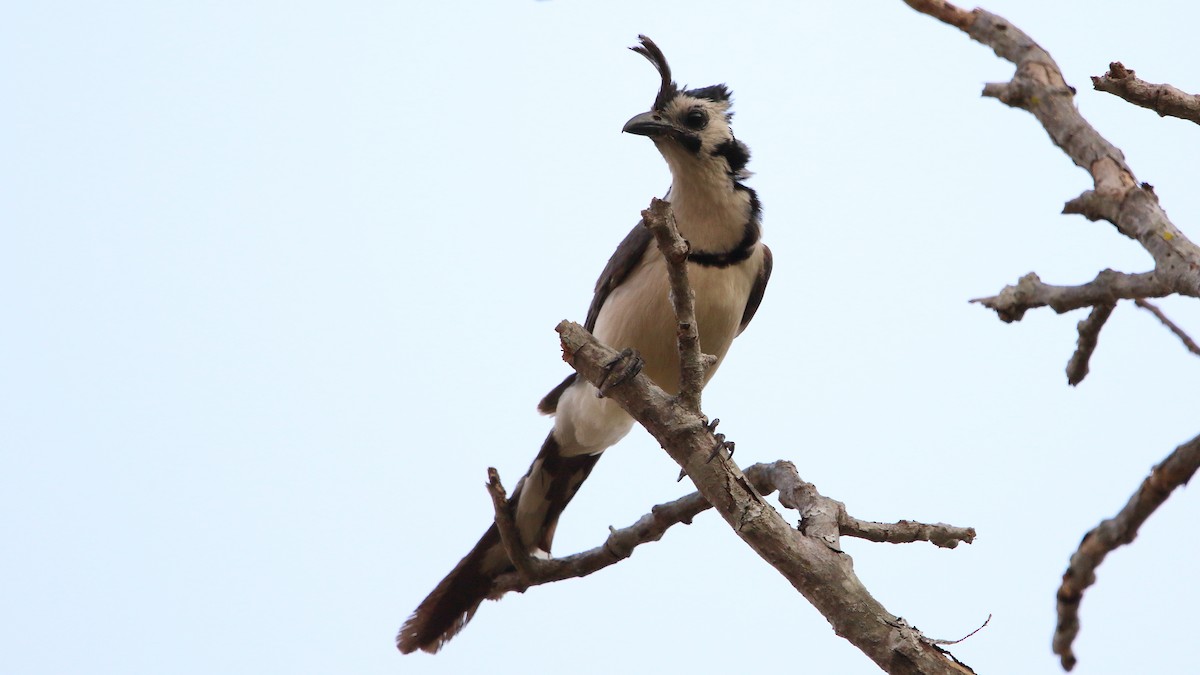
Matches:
[[683, 109, 708, 130]]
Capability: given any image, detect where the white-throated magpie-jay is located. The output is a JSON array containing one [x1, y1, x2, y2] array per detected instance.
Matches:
[[398, 35, 772, 654]]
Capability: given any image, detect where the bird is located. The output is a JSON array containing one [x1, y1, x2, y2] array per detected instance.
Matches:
[[397, 35, 772, 655]]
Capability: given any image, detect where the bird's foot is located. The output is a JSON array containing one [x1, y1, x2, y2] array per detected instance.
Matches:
[[707, 432, 735, 463], [595, 348, 644, 397], [676, 421, 733, 479]]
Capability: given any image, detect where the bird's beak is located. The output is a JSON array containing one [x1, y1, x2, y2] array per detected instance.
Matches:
[[622, 111, 675, 138]]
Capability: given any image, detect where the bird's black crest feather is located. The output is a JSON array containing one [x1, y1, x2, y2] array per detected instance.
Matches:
[[631, 37, 734, 113], [630, 35, 679, 111], [686, 84, 732, 103]]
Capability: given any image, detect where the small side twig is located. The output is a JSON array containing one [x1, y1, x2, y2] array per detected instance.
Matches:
[[1066, 302, 1116, 386], [488, 461, 977, 592], [1053, 433, 1200, 671], [970, 270, 1168, 323], [926, 614, 992, 646], [486, 468, 537, 586], [1134, 299, 1200, 356], [640, 197, 711, 412], [1092, 62, 1200, 126], [745, 461, 977, 550], [492, 487, 713, 595], [840, 516, 977, 549]]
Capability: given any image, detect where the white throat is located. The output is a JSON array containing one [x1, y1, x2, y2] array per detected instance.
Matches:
[[658, 142, 753, 253]]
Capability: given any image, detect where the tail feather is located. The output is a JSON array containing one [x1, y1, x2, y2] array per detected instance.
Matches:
[[396, 525, 503, 654], [398, 432, 603, 654]]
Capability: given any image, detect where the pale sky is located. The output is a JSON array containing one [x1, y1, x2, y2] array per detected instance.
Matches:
[[3, 2, 1198, 674]]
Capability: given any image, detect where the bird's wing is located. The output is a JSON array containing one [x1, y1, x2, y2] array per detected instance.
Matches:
[[585, 221, 655, 332], [737, 244, 772, 335], [538, 222, 654, 414]]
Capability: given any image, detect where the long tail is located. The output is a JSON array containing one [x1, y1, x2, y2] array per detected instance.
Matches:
[[396, 523, 502, 654], [397, 433, 601, 654]]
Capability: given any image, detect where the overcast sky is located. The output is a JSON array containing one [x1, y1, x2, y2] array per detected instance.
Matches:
[[3, 2, 1198, 674]]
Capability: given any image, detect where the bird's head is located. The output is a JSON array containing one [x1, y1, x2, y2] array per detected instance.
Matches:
[[622, 35, 751, 182]]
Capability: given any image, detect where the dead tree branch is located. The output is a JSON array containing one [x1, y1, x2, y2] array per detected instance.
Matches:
[[556, 319, 975, 674], [901, 1, 1200, 669], [490, 481, 714, 595], [541, 196, 978, 673], [758, 460, 976, 549], [491, 461, 975, 595], [486, 468, 543, 588], [1054, 433, 1200, 671], [1065, 302, 1116, 386], [971, 270, 1167, 323], [904, 0, 1200, 384], [1092, 62, 1200, 126]]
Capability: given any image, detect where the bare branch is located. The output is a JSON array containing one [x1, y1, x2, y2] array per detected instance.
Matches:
[[902, 0, 973, 28], [970, 270, 1167, 322], [491, 462, 975, 596], [1054, 433, 1200, 671], [841, 516, 977, 549], [752, 460, 976, 549], [1134, 299, 1200, 356], [1065, 302, 1116, 386], [1092, 62, 1200, 126], [557, 320, 976, 674], [903, 0, 1200, 328], [900, 4, 1200, 668], [486, 468, 539, 587], [492, 486, 713, 595]]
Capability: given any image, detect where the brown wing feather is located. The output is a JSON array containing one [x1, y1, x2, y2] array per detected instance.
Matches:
[[737, 244, 772, 335], [584, 222, 654, 331], [538, 222, 653, 414]]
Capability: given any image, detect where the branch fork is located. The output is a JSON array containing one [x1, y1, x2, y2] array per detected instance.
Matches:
[[904, 1, 1200, 669], [549, 198, 978, 673], [910, 1, 1200, 386]]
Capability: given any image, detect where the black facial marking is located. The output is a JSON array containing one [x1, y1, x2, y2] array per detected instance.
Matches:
[[743, 185, 762, 221], [713, 138, 751, 175], [676, 133, 702, 153]]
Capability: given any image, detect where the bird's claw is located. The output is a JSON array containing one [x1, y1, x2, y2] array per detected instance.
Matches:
[[596, 348, 644, 397], [676, 421, 733, 478], [706, 432, 735, 463]]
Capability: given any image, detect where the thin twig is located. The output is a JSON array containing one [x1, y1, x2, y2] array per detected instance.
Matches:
[[1134, 299, 1200, 356], [640, 198, 709, 412], [485, 468, 537, 586], [1066, 302, 1116, 386], [926, 614, 992, 646], [492, 488, 713, 594], [1054, 433, 1200, 671], [840, 516, 977, 549], [1092, 62, 1200, 126]]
